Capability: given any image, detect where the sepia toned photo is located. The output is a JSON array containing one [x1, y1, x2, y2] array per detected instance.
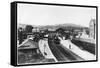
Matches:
[[16, 2, 97, 65]]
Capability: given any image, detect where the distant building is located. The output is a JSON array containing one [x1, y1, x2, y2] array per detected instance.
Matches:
[[89, 19, 96, 39], [32, 27, 40, 32], [48, 28, 55, 31], [80, 29, 89, 39]]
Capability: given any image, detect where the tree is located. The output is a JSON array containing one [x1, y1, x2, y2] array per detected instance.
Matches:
[[25, 25, 33, 33]]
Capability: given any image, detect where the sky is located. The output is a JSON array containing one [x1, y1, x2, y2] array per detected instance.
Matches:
[[18, 3, 96, 27]]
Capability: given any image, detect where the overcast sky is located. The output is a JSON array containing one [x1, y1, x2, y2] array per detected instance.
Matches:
[[18, 3, 96, 27]]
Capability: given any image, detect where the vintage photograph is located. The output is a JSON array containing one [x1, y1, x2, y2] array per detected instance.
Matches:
[[17, 3, 97, 65]]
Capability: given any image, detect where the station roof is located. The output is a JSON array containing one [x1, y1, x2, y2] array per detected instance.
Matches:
[[18, 39, 38, 49]]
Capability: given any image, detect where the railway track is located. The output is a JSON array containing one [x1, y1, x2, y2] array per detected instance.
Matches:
[[71, 39, 95, 55], [48, 39, 84, 62]]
